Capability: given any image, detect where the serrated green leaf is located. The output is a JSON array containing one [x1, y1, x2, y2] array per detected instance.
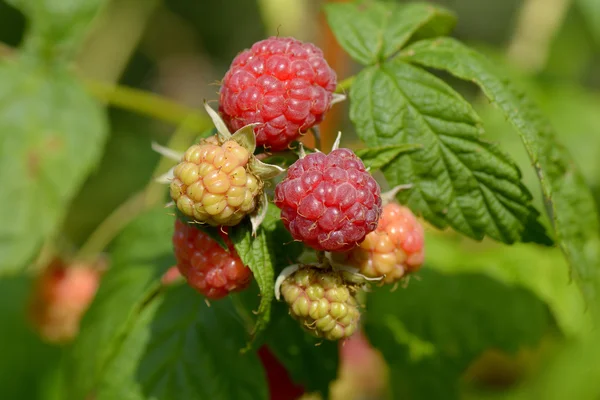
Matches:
[[8, 0, 105, 59], [355, 143, 422, 170], [0, 61, 108, 274], [263, 301, 339, 396], [400, 37, 600, 305], [63, 208, 174, 400], [231, 223, 275, 343], [97, 285, 268, 400], [349, 59, 551, 245], [230, 204, 302, 346], [365, 269, 550, 399], [324, 2, 455, 65]]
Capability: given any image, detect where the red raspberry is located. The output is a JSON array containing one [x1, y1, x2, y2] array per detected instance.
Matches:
[[172, 219, 252, 299], [219, 36, 337, 151], [274, 148, 382, 252], [29, 258, 102, 343], [258, 346, 305, 400], [333, 203, 424, 283]]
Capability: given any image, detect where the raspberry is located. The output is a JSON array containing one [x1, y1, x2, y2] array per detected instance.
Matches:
[[29, 258, 102, 343], [258, 346, 305, 400], [173, 219, 252, 299], [333, 202, 424, 283], [334, 331, 387, 399], [219, 36, 337, 151], [161, 266, 182, 286], [274, 148, 382, 252], [170, 135, 262, 226], [279, 266, 360, 341]]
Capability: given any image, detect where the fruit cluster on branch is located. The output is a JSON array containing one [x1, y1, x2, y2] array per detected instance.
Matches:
[[165, 36, 425, 340]]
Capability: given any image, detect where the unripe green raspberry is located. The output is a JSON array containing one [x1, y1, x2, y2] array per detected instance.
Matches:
[[280, 266, 360, 341], [170, 136, 262, 226]]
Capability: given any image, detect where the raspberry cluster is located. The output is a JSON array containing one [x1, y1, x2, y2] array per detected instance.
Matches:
[[219, 36, 337, 151], [173, 219, 251, 299], [162, 35, 425, 340]]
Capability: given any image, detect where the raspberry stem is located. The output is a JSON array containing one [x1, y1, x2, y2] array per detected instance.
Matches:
[[335, 76, 355, 93], [311, 126, 322, 151], [86, 79, 213, 133]]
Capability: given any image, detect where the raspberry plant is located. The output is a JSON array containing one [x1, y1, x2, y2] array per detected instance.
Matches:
[[1, 1, 600, 400]]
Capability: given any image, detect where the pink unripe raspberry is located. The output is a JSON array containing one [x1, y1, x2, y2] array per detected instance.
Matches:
[[29, 259, 102, 343], [274, 148, 382, 252], [170, 136, 262, 227], [219, 36, 337, 151], [161, 266, 182, 286], [173, 219, 252, 299], [333, 202, 425, 283]]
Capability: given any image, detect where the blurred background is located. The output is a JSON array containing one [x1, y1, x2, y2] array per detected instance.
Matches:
[[0, 0, 599, 399]]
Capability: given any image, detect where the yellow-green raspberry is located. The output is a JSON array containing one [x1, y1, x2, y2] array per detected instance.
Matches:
[[170, 136, 262, 226], [280, 266, 360, 341]]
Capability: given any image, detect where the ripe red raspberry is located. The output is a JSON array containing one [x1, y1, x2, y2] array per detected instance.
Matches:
[[279, 266, 360, 341], [170, 135, 262, 226], [258, 346, 305, 400], [333, 202, 424, 283], [219, 36, 337, 151], [29, 259, 102, 343], [173, 219, 252, 299], [274, 148, 382, 252]]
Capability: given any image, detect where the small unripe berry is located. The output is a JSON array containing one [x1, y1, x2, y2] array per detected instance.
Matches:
[[29, 259, 102, 343], [280, 266, 360, 341], [333, 203, 424, 283], [170, 136, 262, 226]]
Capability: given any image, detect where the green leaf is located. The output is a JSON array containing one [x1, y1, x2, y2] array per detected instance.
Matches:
[[356, 143, 422, 170], [349, 59, 551, 245], [0, 276, 62, 399], [8, 0, 105, 59], [230, 204, 302, 346], [231, 224, 273, 342], [324, 2, 455, 65], [401, 37, 600, 304], [424, 232, 590, 338], [364, 269, 550, 399], [230, 220, 274, 343], [262, 203, 304, 272], [263, 301, 339, 396], [176, 211, 228, 250], [63, 208, 174, 399], [576, 0, 600, 45], [97, 286, 268, 400], [0, 61, 108, 274]]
